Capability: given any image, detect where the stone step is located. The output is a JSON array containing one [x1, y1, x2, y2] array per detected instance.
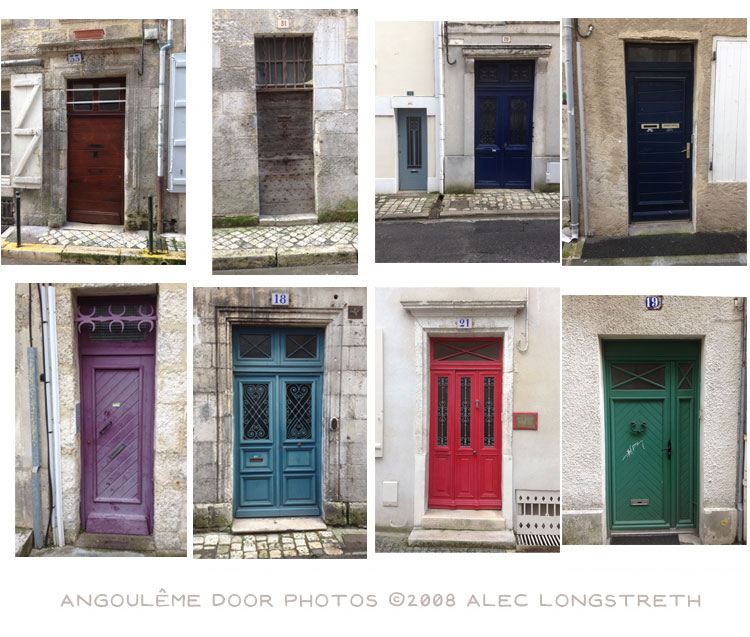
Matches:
[[75, 532, 156, 552], [231, 517, 327, 534], [421, 509, 507, 531], [15, 529, 33, 557], [408, 529, 516, 550], [259, 214, 318, 226]]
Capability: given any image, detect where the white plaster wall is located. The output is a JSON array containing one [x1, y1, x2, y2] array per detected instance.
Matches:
[[562, 295, 744, 543], [375, 288, 560, 530], [375, 22, 435, 97]]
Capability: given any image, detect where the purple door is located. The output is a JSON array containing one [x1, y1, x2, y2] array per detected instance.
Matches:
[[76, 297, 156, 536]]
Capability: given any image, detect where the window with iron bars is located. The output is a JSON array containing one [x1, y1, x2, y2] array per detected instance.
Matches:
[[1, 89, 10, 180], [255, 36, 313, 89]]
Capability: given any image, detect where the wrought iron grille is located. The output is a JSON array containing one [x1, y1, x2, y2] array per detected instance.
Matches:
[[1, 196, 14, 233], [483, 377, 495, 446], [286, 383, 312, 439], [460, 377, 471, 447], [243, 384, 270, 440], [433, 340, 500, 362], [406, 116, 422, 168], [286, 334, 317, 359], [479, 97, 496, 144], [239, 333, 272, 359], [678, 363, 693, 390], [508, 97, 528, 145], [255, 36, 313, 89], [75, 303, 156, 341], [436, 376, 448, 446]]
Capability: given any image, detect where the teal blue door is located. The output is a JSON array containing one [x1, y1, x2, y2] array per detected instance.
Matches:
[[233, 328, 324, 518]]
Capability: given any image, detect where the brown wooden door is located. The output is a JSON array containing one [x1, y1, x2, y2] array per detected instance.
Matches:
[[67, 78, 125, 224], [257, 90, 315, 217]]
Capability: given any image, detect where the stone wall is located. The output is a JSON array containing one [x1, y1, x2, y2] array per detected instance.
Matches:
[[562, 295, 744, 544], [571, 18, 746, 236], [212, 10, 358, 225], [193, 287, 367, 529], [1, 19, 186, 232], [14, 283, 187, 553]]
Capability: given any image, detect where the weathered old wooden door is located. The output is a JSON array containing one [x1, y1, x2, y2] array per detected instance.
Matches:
[[397, 108, 428, 190], [475, 61, 534, 189], [67, 78, 126, 224], [77, 297, 156, 535], [626, 43, 694, 222], [604, 340, 699, 532], [233, 328, 324, 517], [429, 338, 502, 509]]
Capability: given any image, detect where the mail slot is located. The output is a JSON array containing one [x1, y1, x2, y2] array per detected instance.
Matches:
[[250, 457, 263, 462], [661, 123, 680, 129], [630, 498, 649, 506], [640, 123, 659, 130]]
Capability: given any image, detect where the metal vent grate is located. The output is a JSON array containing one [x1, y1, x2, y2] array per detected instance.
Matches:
[[516, 533, 561, 547], [515, 489, 561, 538], [75, 303, 156, 341]]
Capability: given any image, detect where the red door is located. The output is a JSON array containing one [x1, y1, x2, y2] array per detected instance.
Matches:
[[67, 78, 125, 224], [428, 339, 502, 509]]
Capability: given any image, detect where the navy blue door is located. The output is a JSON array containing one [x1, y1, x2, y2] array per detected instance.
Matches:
[[233, 328, 323, 518], [626, 44, 694, 222], [398, 109, 427, 190], [475, 61, 534, 189]]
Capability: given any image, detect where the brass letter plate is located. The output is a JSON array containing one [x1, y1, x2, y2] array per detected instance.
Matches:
[[250, 457, 263, 463], [641, 123, 659, 130], [661, 123, 680, 129], [630, 499, 649, 506]]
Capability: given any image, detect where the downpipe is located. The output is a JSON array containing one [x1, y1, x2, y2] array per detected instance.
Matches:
[[436, 22, 446, 195], [563, 19, 580, 240], [157, 19, 174, 235], [737, 298, 747, 544]]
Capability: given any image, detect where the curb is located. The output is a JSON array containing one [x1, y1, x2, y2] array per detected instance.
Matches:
[[212, 244, 357, 270], [2, 242, 186, 265], [565, 253, 747, 267]]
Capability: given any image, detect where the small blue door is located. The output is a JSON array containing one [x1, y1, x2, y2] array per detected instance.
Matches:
[[626, 43, 694, 222], [398, 108, 428, 190], [233, 328, 324, 518], [475, 61, 534, 189]]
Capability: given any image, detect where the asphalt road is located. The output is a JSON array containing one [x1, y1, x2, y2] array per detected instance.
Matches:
[[376, 218, 559, 263]]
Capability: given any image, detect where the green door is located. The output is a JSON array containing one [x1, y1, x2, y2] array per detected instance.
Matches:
[[603, 341, 699, 531]]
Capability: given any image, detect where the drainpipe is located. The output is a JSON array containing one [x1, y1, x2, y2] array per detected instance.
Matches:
[[436, 22, 446, 194], [575, 42, 590, 237], [1, 59, 44, 68], [517, 288, 529, 353], [563, 19, 580, 240], [157, 19, 174, 235], [736, 298, 747, 544]]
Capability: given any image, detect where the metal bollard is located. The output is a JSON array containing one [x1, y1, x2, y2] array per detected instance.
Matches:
[[15, 189, 21, 248], [147, 194, 154, 253]]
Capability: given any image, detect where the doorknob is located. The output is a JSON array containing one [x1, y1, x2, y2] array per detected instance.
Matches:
[[680, 142, 691, 159], [475, 399, 479, 408], [662, 439, 672, 460], [472, 450, 477, 455], [503, 143, 508, 149]]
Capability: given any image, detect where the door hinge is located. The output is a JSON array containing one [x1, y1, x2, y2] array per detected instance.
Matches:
[[712, 51, 717, 61]]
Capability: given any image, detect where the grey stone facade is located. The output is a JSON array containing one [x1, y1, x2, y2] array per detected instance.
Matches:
[[443, 22, 560, 194], [14, 283, 188, 554], [1, 19, 186, 231], [212, 10, 358, 225], [193, 287, 367, 530]]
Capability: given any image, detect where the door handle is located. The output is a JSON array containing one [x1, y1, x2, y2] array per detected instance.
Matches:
[[472, 450, 477, 455], [503, 143, 508, 149], [475, 399, 479, 408], [99, 421, 113, 435], [630, 421, 646, 435], [662, 439, 672, 460], [680, 142, 691, 159]]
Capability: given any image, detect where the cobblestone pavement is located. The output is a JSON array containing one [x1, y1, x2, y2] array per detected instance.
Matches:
[[193, 529, 366, 559], [213, 223, 357, 251], [375, 532, 513, 553], [36, 228, 186, 252], [375, 194, 438, 220], [376, 190, 559, 220]]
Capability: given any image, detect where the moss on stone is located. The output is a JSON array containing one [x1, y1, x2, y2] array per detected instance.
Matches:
[[443, 186, 474, 194], [213, 215, 260, 228], [318, 198, 358, 223]]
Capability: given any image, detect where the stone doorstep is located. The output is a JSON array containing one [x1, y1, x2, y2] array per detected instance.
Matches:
[[15, 529, 33, 557], [75, 532, 156, 552], [421, 509, 507, 532], [259, 214, 318, 226], [231, 517, 327, 534], [407, 529, 516, 550]]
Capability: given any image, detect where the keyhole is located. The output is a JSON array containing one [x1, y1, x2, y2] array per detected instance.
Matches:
[[93, 151, 99, 158]]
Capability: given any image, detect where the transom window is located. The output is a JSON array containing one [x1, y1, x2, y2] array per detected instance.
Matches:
[[610, 363, 666, 390], [255, 36, 313, 89], [67, 78, 126, 113], [433, 339, 501, 362]]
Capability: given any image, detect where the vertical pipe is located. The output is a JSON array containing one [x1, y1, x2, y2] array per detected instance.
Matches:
[[157, 19, 174, 234], [435, 22, 446, 194], [15, 189, 21, 247], [737, 298, 747, 544], [563, 19, 580, 239], [148, 194, 154, 253], [576, 41, 590, 237], [27, 347, 43, 548], [46, 285, 64, 547]]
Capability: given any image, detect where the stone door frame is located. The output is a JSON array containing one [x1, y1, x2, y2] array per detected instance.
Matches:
[[214, 306, 345, 522], [401, 300, 524, 529]]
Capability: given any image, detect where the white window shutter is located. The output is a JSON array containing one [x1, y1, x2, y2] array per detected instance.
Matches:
[[168, 52, 186, 192], [10, 73, 43, 189], [711, 39, 747, 182]]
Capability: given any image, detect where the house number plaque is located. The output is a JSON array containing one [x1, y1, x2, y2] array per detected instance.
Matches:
[[271, 293, 290, 306], [457, 318, 472, 328], [645, 296, 663, 310]]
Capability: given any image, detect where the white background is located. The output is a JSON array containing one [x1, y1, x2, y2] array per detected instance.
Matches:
[[2, 2, 748, 635]]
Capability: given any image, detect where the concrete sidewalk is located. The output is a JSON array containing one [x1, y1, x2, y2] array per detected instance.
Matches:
[[1, 223, 186, 265], [376, 190, 559, 221], [212, 222, 357, 271]]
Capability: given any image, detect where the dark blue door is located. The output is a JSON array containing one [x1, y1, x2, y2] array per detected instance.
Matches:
[[398, 108, 427, 190], [475, 61, 534, 189], [626, 44, 693, 222], [233, 328, 323, 518]]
